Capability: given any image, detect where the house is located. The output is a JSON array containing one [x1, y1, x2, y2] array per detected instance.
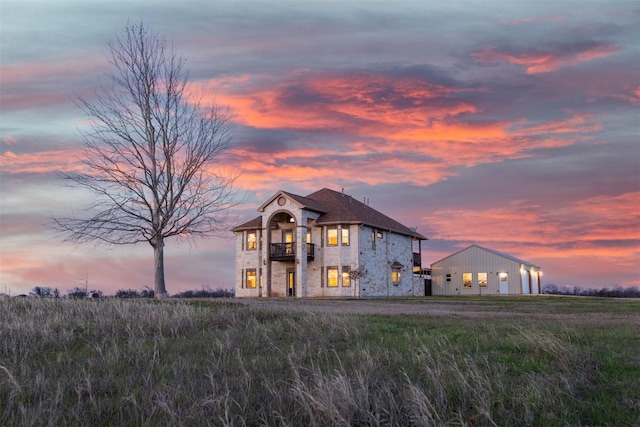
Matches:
[[232, 188, 427, 298], [430, 245, 542, 296]]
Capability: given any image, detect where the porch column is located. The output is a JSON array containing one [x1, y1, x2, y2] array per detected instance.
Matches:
[[262, 226, 270, 297], [296, 222, 308, 297]]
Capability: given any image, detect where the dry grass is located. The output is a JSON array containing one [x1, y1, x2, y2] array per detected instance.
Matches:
[[1, 296, 638, 426]]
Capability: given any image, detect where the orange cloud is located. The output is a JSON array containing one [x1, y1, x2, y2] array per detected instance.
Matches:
[[1, 149, 80, 174], [426, 191, 640, 266], [472, 43, 618, 74], [199, 71, 606, 188]]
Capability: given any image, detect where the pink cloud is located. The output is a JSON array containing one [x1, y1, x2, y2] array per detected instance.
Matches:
[[472, 43, 619, 74], [1, 136, 18, 146], [426, 191, 640, 265], [197, 71, 607, 188], [1, 149, 80, 174]]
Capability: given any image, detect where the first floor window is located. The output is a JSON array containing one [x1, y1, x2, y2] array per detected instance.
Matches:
[[392, 268, 401, 285], [246, 269, 257, 288], [463, 272, 472, 288], [327, 266, 339, 287], [342, 266, 350, 287], [478, 272, 487, 287]]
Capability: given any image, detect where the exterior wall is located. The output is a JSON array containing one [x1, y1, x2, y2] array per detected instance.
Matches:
[[234, 228, 263, 298], [358, 226, 416, 297], [306, 224, 360, 297], [412, 275, 426, 297], [234, 194, 422, 298], [431, 246, 541, 296]]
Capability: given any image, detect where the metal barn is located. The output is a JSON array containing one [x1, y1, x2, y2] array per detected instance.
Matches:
[[430, 245, 542, 296]]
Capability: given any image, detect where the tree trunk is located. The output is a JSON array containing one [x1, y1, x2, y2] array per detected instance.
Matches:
[[153, 236, 167, 299]]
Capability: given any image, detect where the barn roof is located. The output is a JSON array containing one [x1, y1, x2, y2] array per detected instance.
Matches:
[[431, 244, 539, 268]]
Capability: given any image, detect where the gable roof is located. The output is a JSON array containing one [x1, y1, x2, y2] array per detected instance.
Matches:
[[432, 244, 539, 267], [233, 188, 427, 240]]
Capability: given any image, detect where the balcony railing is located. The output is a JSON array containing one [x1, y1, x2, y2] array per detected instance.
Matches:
[[270, 243, 315, 261]]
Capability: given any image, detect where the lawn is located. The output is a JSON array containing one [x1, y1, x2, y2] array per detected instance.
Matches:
[[1, 296, 638, 426]]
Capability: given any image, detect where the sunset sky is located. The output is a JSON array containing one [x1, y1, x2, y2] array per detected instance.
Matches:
[[1, 1, 638, 296]]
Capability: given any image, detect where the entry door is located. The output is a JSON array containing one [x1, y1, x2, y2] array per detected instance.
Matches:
[[287, 269, 296, 297], [499, 272, 509, 294]]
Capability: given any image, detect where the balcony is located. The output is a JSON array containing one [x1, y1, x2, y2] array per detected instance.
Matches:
[[270, 243, 315, 261]]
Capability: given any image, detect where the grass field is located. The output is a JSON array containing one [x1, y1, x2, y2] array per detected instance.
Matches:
[[1, 296, 638, 426]]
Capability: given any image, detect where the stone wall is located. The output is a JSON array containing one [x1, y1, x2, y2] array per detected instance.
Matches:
[[234, 193, 420, 298]]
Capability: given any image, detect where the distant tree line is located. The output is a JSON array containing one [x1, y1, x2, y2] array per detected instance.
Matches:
[[543, 284, 640, 298], [23, 285, 234, 299], [171, 288, 234, 298]]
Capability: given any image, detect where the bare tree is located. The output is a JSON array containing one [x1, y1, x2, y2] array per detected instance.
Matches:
[[349, 266, 367, 298], [54, 23, 237, 298]]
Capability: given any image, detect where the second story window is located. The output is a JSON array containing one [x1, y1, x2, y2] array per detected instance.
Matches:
[[327, 226, 338, 246], [246, 232, 257, 250], [341, 227, 350, 246]]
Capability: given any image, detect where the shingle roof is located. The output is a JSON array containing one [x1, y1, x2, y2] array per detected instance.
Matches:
[[232, 215, 262, 231], [232, 188, 427, 240]]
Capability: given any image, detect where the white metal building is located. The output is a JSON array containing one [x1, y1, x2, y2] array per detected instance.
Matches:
[[430, 245, 542, 296]]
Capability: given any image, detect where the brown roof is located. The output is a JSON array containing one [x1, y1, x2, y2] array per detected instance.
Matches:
[[233, 188, 427, 240]]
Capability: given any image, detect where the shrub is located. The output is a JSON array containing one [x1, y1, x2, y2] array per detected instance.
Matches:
[[29, 286, 59, 298], [66, 287, 89, 299], [173, 287, 234, 298], [115, 288, 140, 298]]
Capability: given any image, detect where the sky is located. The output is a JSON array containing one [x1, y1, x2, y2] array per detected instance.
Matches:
[[1, 0, 639, 296]]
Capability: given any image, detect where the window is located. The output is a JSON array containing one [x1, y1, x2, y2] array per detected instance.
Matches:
[[327, 267, 339, 287], [327, 227, 338, 246], [463, 273, 472, 288], [341, 227, 350, 246], [478, 272, 487, 288], [371, 230, 376, 250], [446, 273, 451, 282], [246, 269, 257, 288], [246, 232, 257, 250], [392, 268, 401, 285], [376, 230, 383, 239], [306, 231, 311, 244], [283, 230, 294, 254], [342, 266, 350, 287]]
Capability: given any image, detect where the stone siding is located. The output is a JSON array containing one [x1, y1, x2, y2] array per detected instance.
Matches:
[[234, 193, 421, 298]]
